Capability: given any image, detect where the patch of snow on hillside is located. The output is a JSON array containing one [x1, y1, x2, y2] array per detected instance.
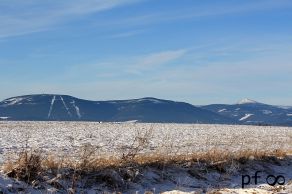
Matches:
[[60, 96, 72, 117], [47, 96, 56, 118], [2, 97, 25, 106], [71, 100, 81, 119], [124, 120, 138, 123], [218, 109, 226, 112], [126, 98, 163, 104], [239, 113, 254, 121], [278, 105, 292, 109]]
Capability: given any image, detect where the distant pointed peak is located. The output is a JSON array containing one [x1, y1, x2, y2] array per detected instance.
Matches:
[[237, 98, 259, 105]]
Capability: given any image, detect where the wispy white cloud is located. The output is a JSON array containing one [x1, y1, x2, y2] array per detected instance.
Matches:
[[135, 49, 187, 68], [3, 0, 291, 39], [0, 0, 141, 38], [126, 49, 187, 74], [60, 48, 187, 80], [96, 0, 292, 27], [1, 43, 292, 105], [123, 49, 187, 75], [108, 29, 144, 38]]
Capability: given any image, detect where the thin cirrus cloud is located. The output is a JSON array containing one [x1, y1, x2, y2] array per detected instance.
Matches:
[[111, 49, 187, 75], [96, 0, 292, 28], [2, 0, 292, 39], [0, 0, 141, 38], [65, 48, 188, 79], [108, 30, 145, 39], [133, 49, 187, 69]]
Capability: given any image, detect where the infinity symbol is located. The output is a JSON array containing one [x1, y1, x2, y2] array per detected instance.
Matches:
[[266, 175, 285, 186]]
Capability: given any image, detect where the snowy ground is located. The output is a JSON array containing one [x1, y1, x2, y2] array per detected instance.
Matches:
[[0, 121, 291, 162], [0, 121, 291, 193]]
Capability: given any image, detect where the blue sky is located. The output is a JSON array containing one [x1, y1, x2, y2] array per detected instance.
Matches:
[[1, 0, 292, 105]]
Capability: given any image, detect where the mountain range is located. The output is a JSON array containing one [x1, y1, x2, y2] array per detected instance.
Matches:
[[202, 99, 292, 126], [0, 95, 292, 126]]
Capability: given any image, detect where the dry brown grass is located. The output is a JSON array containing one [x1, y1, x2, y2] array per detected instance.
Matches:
[[1, 145, 291, 194], [3, 148, 290, 178], [3, 150, 43, 183]]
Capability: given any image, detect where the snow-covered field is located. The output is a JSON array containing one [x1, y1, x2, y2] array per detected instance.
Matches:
[[0, 121, 291, 193], [0, 121, 291, 163]]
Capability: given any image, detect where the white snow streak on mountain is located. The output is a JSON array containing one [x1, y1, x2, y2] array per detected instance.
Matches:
[[239, 113, 254, 121], [135, 98, 162, 103], [2, 97, 25, 106], [71, 100, 81, 118], [47, 96, 56, 118], [60, 96, 72, 117], [218, 109, 226, 112]]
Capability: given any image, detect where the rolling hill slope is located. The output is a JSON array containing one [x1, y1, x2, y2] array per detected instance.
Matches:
[[0, 94, 233, 124]]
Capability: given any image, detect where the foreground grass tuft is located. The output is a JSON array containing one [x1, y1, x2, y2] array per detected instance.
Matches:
[[3, 148, 290, 182]]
